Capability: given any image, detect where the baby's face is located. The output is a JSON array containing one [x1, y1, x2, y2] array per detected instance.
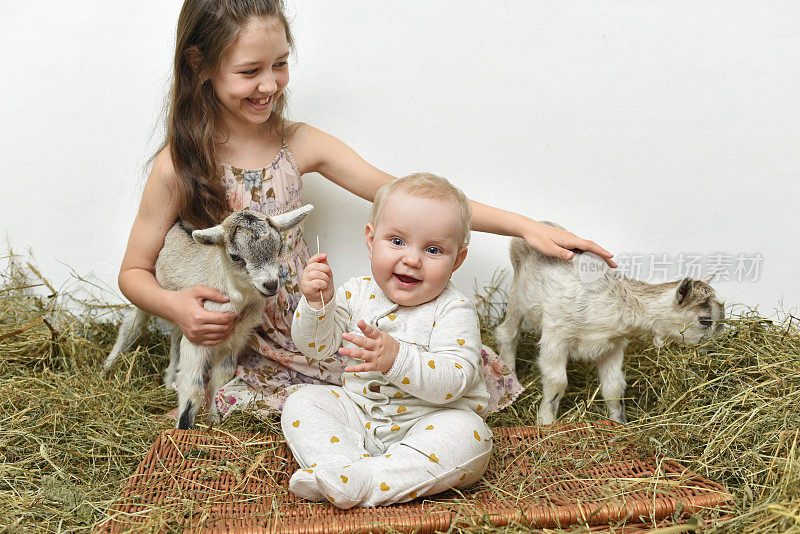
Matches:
[[365, 192, 467, 307]]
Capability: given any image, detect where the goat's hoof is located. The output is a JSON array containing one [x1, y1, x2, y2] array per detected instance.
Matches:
[[536, 415, 556, 426], [177, 404, 195, 430]]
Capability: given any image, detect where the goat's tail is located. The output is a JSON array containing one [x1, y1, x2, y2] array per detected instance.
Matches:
[[509, 221, 567, 271], [509, 237, 532, 271], [102, 307, 150, 374]]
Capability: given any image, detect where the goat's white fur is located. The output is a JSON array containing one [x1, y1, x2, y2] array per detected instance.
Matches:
[[103, 205, 313, 429], [495, 224, 724, 425]]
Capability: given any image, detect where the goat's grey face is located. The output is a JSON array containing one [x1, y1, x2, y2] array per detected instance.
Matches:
[[193, 205, 314, 297], [669, 278, 725, 344]]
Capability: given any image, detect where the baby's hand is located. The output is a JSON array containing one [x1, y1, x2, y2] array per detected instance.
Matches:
[[301, 253, 334, 310], [525, 221, 618, 268], [341, 320, 399, 374]]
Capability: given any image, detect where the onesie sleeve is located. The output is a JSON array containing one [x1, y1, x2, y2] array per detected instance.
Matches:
[[384, 295, 483, 404], [291, 279, 355, 359]]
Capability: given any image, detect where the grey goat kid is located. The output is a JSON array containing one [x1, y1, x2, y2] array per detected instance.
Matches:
[[495, 223, 724, 425], [103, 205, 314, 429]]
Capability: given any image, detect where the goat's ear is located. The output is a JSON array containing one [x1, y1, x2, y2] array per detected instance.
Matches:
[[676, 277, 693, 306], [192, 226, 225, 246], [270, 205, 314, 231]]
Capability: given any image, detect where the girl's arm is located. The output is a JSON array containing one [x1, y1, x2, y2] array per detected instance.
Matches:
[[469, 201, 617, 267], [118, 149, 237, 345], [288, 124, 616, 267]]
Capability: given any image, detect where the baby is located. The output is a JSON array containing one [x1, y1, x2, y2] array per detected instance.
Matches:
[[281, 172, 492, 509]]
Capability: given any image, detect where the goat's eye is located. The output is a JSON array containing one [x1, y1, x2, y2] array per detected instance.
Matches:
[[229, 253, 245, 265], [699, 316, 712, 327]]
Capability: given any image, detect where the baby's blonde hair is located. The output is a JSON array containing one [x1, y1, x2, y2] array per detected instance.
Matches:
[[369, 173, 472, 246]]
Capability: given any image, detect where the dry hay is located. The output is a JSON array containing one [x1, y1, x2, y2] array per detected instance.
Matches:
[[0, 253, 798, 533]]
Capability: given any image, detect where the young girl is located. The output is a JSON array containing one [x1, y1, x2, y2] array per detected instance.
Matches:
[[118, 0, 616, 421]]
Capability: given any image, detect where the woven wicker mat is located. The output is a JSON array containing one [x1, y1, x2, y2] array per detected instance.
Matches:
[[97, 422, 732, 533]]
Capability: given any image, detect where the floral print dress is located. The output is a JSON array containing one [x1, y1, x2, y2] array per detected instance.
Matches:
[[213, 143, 523, 420]]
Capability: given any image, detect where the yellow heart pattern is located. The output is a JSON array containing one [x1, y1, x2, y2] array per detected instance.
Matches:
[[364, 277, 371, 281], [340, 475, 348, 483], [445, 393, 453, 400], [477, 404, 483, 411], [331, 390, 340, 398], [393, 392, 403, 398], [308, 342, 315, 348], [429, 453, 439, 463], [454, 362, 462, 369], [401, 377, 410, 384], [302, 469, 313, 473], [345, 291, 352, 299], [397, 406, 407, 413], [388, 314, 397, 321], [391, 424, 400, 431], [409, 491, 418, 499], [365, 422, 371, 429], [292, 420, 299, 428], [474, 430, 481, 440], [456, 339, 465, 346], [318, 314, 325, 320], [369, 294, 375, 299], [330, 436, 339, 443], [428, 360, 436, 369], [380, 482, 390, 491], [425, 425, 434, 430], [317, 345, 326, 352]]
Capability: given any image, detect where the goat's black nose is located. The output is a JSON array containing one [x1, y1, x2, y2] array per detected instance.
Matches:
[[262, 280, 278, 296]]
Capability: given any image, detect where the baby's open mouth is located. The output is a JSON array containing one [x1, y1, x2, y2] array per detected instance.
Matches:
[[394, 274, 420, 284]]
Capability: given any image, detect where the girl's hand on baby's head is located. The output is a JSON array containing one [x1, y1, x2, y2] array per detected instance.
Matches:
[[169, 285, 239, 346], [341, 320, 399, 374], [525, 221, 618, 269], [301, 253, 334, 310]]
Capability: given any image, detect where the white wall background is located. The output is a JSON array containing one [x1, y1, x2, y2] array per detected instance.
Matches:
[[1, 1, 798, 317]]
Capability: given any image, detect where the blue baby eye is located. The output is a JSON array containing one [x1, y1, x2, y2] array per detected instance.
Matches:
[[426, 247, 441, 255], [391, 237, 404, 246]]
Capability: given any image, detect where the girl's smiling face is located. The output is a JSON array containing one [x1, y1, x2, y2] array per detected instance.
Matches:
[[211, 17, 290, 131], [365, 191, 468, 307]]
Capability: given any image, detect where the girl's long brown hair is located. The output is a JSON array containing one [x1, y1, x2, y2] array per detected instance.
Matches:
[[158, 0, 293, 229]]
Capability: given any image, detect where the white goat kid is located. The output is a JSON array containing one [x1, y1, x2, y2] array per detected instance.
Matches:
[[495, 224, 724, 425], [104, 205, 313, 429]]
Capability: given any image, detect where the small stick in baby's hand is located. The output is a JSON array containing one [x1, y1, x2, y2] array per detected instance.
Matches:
[[316, 235, 325, 314]]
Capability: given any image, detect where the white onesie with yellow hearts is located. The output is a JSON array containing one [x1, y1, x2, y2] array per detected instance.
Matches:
[[282, 276, 493, 509]]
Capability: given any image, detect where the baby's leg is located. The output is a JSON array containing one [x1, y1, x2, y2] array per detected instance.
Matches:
[[281, 384, 373, 504], [315, 409, 493, 508]]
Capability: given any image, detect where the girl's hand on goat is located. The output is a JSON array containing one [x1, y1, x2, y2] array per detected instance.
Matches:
[[341, 320, 399, 374], [523, 221, 617, 268], [301, 253, 334, 309], [169, 286, 238, 345]]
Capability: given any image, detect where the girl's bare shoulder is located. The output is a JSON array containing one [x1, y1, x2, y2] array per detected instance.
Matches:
[[283, 121, 336, 174], [139, 146, 180, 221], [147, 146, 179, 194]]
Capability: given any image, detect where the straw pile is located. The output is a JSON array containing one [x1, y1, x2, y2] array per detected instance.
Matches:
[[1, 253, 798, 533]]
